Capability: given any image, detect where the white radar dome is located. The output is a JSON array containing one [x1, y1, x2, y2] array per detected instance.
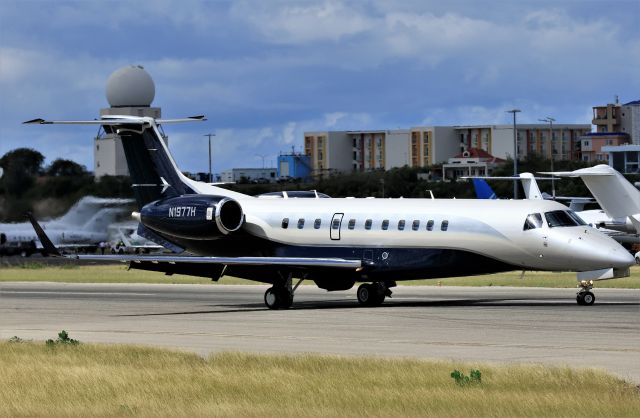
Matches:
[[106, 65, 155, 107]]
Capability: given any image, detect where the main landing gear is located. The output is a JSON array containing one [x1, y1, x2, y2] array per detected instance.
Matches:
[[356, 282, 393, 307], [264, 272, 304, 310], [576, 280, 595, 306]]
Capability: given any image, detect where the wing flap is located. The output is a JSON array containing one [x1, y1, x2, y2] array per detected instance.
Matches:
[[73, 254, 361, 269]]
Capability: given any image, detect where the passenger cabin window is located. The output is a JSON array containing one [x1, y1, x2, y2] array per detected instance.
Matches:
[[314, 218, 321, 229], [412, 220, 420, 231], [382, 220, 389, 230], [365, 219, 372, 230], [297, 218, 305, 229], [332, 218, 341, 229], [545, 210, 587, 228], [348, 219, 356, 230], [398, 220, 405, 230], [441, 220, 449, 231], [523, 213, 543, 230], [281, 218, 289, 229], [426, 220, 434, 231]]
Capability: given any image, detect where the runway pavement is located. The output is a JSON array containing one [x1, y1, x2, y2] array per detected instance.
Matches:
[[1, 282, 639, 383]]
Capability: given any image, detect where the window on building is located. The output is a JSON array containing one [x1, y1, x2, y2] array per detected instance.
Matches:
[[314, 218, 321, 229], [365, 219, 372, 230], [382, 220, 389, 230], [297, 218, 305, 229], [281, 218, 289, 229], [427, 220, 434, 231], [348, 219, 356, 230], [398, 220, 405, 230], [441, 220, 449, 231], [412, 220, 420, 231]]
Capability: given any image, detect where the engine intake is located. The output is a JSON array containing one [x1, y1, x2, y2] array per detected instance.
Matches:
[[140, 195, 243, 240]]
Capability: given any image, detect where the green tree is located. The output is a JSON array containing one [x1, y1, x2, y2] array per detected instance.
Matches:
[[45, 159, 88, 177], [0, 148, 45, 196]]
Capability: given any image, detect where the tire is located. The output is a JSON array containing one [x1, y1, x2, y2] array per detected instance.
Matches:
[[264, 287, 293, 310], [582, 291, 595, 305], [357, 284, 372, 306], [357, 283, 385, 306], [577, 291, 595, 306]]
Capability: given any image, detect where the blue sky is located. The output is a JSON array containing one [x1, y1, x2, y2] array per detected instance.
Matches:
[[1, 0, 638, 174]]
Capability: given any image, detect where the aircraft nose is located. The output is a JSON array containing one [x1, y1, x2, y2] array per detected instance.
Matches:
[[579, 240, 635, 269], [606, 246, 636, 268]]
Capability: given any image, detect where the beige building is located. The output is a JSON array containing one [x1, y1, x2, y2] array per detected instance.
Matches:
[[456, 124, 590, 162], [592, 99, 640, 144], [304, 123, 589, 177]]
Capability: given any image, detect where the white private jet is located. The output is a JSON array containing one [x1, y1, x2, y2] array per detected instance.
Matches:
[[1, 196, 132, 256], [25, 116, 634, 308]]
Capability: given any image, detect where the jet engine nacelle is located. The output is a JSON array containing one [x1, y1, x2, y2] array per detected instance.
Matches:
[[140, 195, 244, 240]]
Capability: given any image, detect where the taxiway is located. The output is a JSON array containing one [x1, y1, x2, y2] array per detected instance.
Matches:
[[1, 282, 639, 383]]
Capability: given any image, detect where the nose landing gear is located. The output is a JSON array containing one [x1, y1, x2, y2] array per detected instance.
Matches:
[[576, 280, 595, 305]]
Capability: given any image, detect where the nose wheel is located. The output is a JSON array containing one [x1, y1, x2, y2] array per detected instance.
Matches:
[[576, 280, 595, 306]]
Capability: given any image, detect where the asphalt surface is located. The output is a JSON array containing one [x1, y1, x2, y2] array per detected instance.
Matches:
[[1, 283, 639, 383]]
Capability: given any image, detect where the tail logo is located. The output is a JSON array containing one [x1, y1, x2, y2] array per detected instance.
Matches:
[[161, 177, 170, 194]]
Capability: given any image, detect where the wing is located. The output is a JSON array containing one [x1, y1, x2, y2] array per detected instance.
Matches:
[[26, 213, 361, 269]]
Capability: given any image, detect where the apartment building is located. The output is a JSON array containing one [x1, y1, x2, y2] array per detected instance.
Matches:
[[303, 123, 589, 177]]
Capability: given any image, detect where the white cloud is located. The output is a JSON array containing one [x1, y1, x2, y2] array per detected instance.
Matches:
[[231, 0, 374, 44]]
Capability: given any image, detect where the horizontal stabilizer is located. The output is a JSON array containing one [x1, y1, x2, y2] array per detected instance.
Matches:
[[23, 115, 206, 125]]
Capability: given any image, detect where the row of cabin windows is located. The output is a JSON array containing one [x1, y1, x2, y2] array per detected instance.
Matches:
[[281, 218, 449, 231]]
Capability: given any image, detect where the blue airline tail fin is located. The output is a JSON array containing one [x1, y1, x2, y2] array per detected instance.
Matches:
[[472, 178, 497, 199]]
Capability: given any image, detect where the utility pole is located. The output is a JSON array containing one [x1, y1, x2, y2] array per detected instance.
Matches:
[[539, 117, 556, 197], [506, 109, 521, 199], [204, 133, 215, 183]]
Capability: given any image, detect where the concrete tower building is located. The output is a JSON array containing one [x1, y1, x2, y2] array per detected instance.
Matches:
[[94, 65, 163, 177]]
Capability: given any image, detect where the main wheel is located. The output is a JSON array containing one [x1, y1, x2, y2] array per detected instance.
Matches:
[[357, 284, 371, 306], [357, 283, 385, 306], [264, 287, 293, 310]]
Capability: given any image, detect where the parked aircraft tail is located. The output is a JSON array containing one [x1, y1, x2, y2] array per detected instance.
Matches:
[[541, 164, 640, 230], [471, 178, 497, 199]]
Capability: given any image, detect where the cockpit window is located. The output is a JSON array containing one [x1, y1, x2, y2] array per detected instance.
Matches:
[[523, 213, 543, 230], [545, 210, 587, 228]]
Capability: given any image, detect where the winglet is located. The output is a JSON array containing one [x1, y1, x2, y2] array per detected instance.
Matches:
[[25, 212, 62, 257]]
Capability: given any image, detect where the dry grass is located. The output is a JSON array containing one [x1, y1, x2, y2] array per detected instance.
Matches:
[[2, 263, 640, 288], [1, 341, 639, 417]]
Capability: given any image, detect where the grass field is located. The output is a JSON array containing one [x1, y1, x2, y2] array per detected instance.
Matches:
[[2, 340, 639, 417], [1, 262, 639, 288]]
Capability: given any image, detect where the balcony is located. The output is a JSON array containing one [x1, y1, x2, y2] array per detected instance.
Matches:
[[592, 117, 617, 125]]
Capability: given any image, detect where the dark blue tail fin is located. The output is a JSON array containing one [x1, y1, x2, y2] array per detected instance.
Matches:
[[472, 178, 497, 199]]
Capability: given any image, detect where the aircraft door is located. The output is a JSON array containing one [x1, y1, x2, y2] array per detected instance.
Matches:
[[330, 213, 344, 240]]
